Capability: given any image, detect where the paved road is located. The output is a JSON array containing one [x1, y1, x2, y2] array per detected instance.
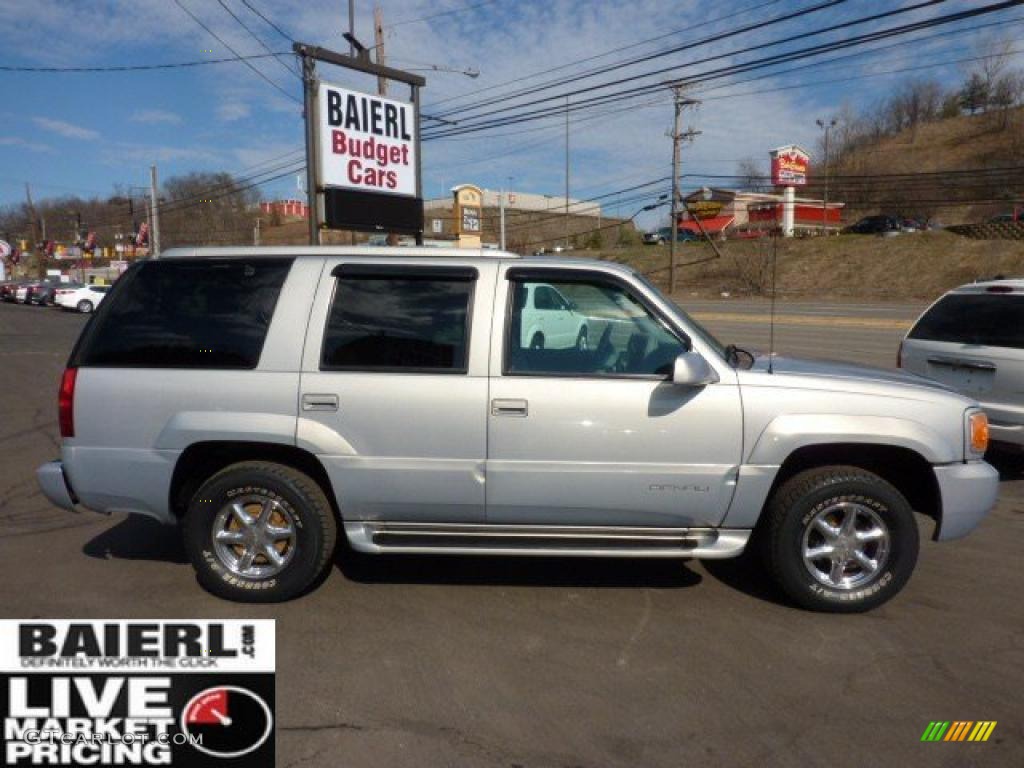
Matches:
[[1, 301, 1021, 768]]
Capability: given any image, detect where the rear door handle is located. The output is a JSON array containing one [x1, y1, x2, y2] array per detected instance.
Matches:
[[927, 355, 996, 371], [302, 393, 339, 411], [491, 398, 528, 417]]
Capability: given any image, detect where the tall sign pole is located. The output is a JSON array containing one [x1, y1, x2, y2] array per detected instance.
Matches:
[[301, 53, 321, 245]]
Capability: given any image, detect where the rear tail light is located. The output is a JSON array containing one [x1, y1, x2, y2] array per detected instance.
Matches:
[[58, 367, 77, 439]]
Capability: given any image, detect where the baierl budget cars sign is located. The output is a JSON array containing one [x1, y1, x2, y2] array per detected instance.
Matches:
[[317, 81, 417, 197]]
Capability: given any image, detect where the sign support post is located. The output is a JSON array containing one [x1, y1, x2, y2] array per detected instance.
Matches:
[[293, 42, 426, 247], [301, 52, 321, 245]]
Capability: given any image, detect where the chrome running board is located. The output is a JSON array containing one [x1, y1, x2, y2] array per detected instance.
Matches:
[[344, 522, 750, 558]]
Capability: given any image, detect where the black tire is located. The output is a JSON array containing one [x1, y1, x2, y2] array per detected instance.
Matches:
[[575, 326, 588, 351], [183, 461, 337, 602], [77, 300, 93, 314], [530, 332, 545, 350], [762, 465, 918, 613]]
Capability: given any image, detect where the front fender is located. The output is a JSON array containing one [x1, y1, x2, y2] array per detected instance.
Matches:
[[747, 413, 957, 465]]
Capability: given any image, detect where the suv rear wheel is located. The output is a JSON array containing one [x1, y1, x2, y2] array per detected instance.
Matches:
[[762, 465, 919, 612], [183, 461, 337, 602]]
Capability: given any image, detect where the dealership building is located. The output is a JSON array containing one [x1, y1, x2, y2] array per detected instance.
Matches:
[[679, 188, 844, 237]]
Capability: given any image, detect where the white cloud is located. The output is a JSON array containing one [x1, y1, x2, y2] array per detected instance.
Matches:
[[0, 135, 54, 153], [130, 109, 182, 125], [32, 117, 99, 140], [217, 102, 252, 122]]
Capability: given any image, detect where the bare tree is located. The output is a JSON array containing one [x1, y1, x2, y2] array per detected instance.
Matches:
[[735, 157, 766, 191]]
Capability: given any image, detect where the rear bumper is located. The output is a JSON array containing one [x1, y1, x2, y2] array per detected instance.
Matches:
[[933, 461, 999, 541], [35, 461, 78, 512]]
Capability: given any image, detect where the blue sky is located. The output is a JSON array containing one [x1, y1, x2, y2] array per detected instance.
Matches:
[[1, 0, 1022, 227]]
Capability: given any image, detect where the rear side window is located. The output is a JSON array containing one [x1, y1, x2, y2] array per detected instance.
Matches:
[[908, 293, 1024, 349], [72, 258, 293, 368], [321, 266, 475, 372]]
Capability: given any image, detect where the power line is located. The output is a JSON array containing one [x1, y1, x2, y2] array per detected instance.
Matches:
[[426, 0, 949, 128], [171, 0, 300, 104], [240, 0, 295, 43], [427, 0, 785, 110], [423, 0, 1022, 139], [387, 0, 499, 29], [430, 0, 852, 120], [216, 0, 300, 79], [0, 52, 290, 73]]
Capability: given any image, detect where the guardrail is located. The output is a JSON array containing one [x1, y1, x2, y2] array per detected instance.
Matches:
[[947, 221, 1024, 240]]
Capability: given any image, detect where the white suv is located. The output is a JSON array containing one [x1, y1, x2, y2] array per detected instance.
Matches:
[[900, 279, 1024, 448], [36, 247, 997, 611]]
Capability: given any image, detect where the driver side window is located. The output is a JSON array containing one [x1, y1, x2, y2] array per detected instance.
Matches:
[[505, 274, 687, 377]]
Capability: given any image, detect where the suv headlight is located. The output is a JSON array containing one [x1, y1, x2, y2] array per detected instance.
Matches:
[[965, 409, 989, 459]]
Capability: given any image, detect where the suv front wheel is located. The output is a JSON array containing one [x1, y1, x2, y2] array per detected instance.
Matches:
[[763, 465, 919, 612], [183, 461, 337, 602]]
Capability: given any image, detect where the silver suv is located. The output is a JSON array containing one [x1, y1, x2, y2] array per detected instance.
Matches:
[[900, 279, 1024, 448], [36, 248, 998, 611]]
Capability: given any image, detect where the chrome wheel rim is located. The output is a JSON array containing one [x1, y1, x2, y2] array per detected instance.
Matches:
[[801, 501, 890, 590], [212, 494, 297, 579], [577, 330, 588, 351]]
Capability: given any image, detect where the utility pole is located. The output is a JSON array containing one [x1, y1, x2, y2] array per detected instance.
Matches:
[[816, 117, 837, 235], [348, 0, 356, 56], [499, 187, 506, 250], [149, 165, 161, 258], [373, 5, 387, 97], [564, 96, 570, 249], [254, 218, 261, 246], [375, 4, 398, 246], [25, 183, 39, 249], [668, 86, 700, 294]]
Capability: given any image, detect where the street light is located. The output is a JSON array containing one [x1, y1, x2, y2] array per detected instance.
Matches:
[[816, 117, 837, 235]]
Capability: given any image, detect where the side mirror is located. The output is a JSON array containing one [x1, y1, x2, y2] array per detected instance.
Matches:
[[672, 351, 719, 386]]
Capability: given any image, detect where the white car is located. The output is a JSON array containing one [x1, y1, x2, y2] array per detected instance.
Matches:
[[517, 282, 588, 350], [900, 279, 1024, 447], [55, 284, 110, 313]]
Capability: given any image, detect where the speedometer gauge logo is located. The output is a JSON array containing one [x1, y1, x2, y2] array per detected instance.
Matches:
[[182, 686, 274, 759]]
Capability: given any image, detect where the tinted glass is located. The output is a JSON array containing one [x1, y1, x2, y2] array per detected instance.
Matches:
[[322, 275, 473, 371], [909, 293, 1024, 349], [73, 258, 292, 368], [506, 276, 686, 376]]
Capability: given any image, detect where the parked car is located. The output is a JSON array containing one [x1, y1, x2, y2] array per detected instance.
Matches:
[[843, 215, 901, 235], [643, 227, 699, 244], [54, 284, 110, 313], [0, 280, 27, 302], [28, 280, 80, 306], [36, 248, 997, 611], [517, 282, 589, 350], [900, 279, 1024, 449], [14, 281, 38, 303]]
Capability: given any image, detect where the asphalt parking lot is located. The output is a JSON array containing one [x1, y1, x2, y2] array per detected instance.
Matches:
[[1, 299, 1021, 767]]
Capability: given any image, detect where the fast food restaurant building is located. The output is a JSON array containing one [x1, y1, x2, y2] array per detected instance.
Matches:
[[679, 188, 845, 237]]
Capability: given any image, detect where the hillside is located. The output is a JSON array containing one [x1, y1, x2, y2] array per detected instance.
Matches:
[[830, 105, 1023, 225], [598, 231, 1024, 300]]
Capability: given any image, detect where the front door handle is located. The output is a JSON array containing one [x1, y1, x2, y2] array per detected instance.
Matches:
[[491, 398, 528, 417], [302, 393, 339, 411], [927, 355, 996, 371]]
